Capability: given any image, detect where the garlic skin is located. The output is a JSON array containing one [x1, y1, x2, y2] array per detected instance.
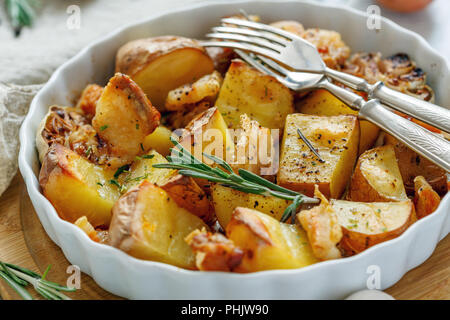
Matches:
[[346, 290, 395, 300]]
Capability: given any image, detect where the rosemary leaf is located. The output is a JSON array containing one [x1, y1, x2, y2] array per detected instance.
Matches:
[[0, 270, 33, 300]]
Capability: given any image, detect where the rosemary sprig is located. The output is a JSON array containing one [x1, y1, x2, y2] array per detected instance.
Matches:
[[0, 261, 76, 300], [5, 0, 39, 37], [153, 137, 320, 222]]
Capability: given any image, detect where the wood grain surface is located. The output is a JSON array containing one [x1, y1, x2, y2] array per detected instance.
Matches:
[[0, 173, 448, 300]]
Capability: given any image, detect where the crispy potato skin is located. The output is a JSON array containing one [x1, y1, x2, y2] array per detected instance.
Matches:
[[109, 181, 208, 268], [226, 207, 318, 272], [215, 59, 294, 129], [92, 73, 160, 166], [185, 229, 244, 271], [116, 36, 214, 110], [333, 200, 415, 255], [414, 176, 441, 219], [39, 144, 120, 227], [76, 84, 103, 117], [384, 134, 447, 195], [161, 174, 215, 225], [347, 145, 407, 202], [296, 89, 379, 154], [278, 114, 359, 198]]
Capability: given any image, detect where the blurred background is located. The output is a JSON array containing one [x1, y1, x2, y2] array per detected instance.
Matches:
[[0, 0, 449, 85]]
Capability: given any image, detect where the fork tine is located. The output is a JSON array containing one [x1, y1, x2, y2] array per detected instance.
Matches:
[[211, 26, 288, 46], [200, 40, 282, 59], [221, 17, 297, 41], [236, 50, 293, 88], [206, 32, 282, 52], [255, 54, 290, 76]]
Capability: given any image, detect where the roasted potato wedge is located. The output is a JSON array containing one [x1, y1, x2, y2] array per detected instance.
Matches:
[[211, 184, 291, 229], [116, 36, 214, 110], [296, 89, 380, 153], [179, 107, 235, 164], [333, 199, 415, 255], [278, 114, 359, 198], [165, 71, 222, 111], [384, 134, 447, 195], [226, 207, 318, 272], [347, 145, 407, 202], [143, 125, 173, 157], [414, 176, 441, 219], [185, 228, 244, 271], [109, 181, 208, 268], [215, 60, 294, 129], [76, 84, 103, 117], [39, 144, 121, 227], [92, 73, 161, 167], [119, 149, 214, 223]]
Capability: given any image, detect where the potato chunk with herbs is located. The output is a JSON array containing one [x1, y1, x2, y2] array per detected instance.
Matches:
[[278, 114, 359, 198], [226, 207, 318, 272], [347, 145, 407, 202], [215, 60, 294, 129], [109, 182, 208, 268], [92, 73, 161, 167], [211, 184, 291, 229]]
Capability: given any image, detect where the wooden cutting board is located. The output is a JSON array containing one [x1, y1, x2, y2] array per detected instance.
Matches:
[[0, 174, 449, 300]]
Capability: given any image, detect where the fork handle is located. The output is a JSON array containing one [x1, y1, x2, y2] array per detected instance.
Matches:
[[325, 67, 450, 133], [358, 100, 450, 172], [319, 80, 450, 172]]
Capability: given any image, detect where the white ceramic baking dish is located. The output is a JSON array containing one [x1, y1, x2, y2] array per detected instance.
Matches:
[[18, 0, 450, 299]]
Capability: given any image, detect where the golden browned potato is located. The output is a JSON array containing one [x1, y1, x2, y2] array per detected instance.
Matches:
[[75, 84, 103, 117], [92, 73, 161, 167], [165, 71, 223, 111], [384, 134, 447, 195], [215, 59, 294, 129], [166, 100, 212, 130], [211, 184, 291, 229], [109, 181, 208, 268], [118, 149, 214, 224], [296, 89, 380, 154], [347, 145, 407, 202], [297, 186, 343, 261], [333, 199, 415, 255], [39, 144, 121, 227], [226, 207, 318, 272], [414, 176, 441, 219], [278, 114, 359, 198], [179, 107, 235, 165], [231, 114, 277, 176], [115, 36, 214, 110], [143, 126, 173, 156], [185, 228, 244, 271]]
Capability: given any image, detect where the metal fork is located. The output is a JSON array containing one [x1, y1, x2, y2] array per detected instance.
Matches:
[[200, 31, 450, 172], [202, 17, 450, 134]]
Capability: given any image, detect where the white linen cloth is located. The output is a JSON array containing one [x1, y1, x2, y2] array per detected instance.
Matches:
[[0, 0, 449, 196]]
